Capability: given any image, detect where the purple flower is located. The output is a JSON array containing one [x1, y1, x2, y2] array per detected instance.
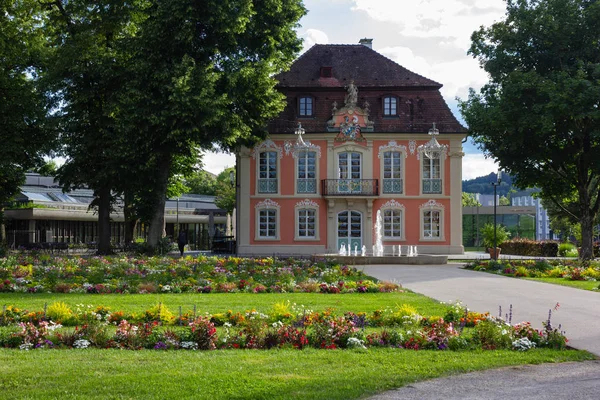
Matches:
[[154, 342, 167, 350]]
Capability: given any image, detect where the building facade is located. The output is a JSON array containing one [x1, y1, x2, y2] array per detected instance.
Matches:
[[236, 41, 467, 256], [511, 190, 557, 240], [4, 173, 228, 249]]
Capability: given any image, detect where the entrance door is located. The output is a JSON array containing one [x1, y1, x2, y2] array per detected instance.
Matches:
[[337, 211, 362, 253], [338, 152, 361, 193]]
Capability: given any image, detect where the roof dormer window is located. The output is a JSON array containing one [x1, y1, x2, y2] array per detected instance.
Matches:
[[298, 96, 313, 117], [320, 67, 332, 78]]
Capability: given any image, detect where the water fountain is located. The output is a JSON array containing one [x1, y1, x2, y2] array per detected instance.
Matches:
[[319, 212, 447, 265], [374, 210, 384, 257]]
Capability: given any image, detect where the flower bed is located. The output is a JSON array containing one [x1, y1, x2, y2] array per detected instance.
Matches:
[[0, 301, 568, 352], [465, 259, 600, 289], [0, 255, 399, 294]]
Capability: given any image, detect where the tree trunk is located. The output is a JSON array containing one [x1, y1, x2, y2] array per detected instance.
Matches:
[[123, 190, 138, 244], [579, 211, 594, 260], [147, 155, 172, 249], [0, 207, 6, 246], [96, 187, 113, 255]]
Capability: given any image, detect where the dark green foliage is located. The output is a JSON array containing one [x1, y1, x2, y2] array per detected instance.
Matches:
[[460, 0, 600, 260], [214, 167, 236, 214], [462, 172, 514, 196], [0, 0, 56, 241], [501, 239, 559, 257], [118, 0, 306, 247], [184, 169, 217, 195]]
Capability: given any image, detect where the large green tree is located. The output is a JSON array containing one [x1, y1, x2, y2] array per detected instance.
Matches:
[[122, 0, 306, 248], [0, 0, 54, 244], [460, 0, 600, 259], [43, 0, 141, 254]]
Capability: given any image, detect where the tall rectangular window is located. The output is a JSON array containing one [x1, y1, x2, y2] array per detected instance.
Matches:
[[259, 151, 277, 193], [298, 209, 316, 238], [383, 151, 402, 194], [299, 97, 313, 116], [383, 209, 402, 238], [259, 209, 277, 238], [423, 210, 441, 238], [297, 151, 316, 193], [422, 157, 441, 194], [383, 96, 397, 116]]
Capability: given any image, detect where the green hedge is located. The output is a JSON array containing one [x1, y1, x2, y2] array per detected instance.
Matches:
[[501, 238, 559, 257]]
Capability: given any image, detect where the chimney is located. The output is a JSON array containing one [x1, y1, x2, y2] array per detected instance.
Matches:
[[359, 38, 373, 49]]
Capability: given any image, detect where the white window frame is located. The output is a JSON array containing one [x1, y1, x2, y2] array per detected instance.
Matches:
[[294, 200, 320, 241], [298, 96, 313, 117], [381, 151, 404, 195], [383, 96, 397, 116], [419, 200, 445, 241], [255, 199, 280, 241], [380, 200, 406, 241], [296, 150, 318, 195], [419, 152, 444, 195], [256, 151, 281, 195]]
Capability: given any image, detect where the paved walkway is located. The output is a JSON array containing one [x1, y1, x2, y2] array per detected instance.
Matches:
[[362, 264, 600, 400]]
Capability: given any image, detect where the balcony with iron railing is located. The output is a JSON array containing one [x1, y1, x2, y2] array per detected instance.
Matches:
[[422, 178, 442, 194], [258, 178, 278, 194], [382, 179, 403, 194], [321, 179, 379, 196]]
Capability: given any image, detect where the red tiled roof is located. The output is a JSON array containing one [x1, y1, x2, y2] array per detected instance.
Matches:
[[269, 43, 467, 134], [276, 44, 442, 88]]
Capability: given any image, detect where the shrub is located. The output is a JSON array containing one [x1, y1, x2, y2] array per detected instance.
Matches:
[[558, 242, 577, 257], [481, 223, 510, 249], [501, 239, 559, 257], [187, 316, 218, 350], [46, 302, 75, 324], [473, 318, 513, 350]]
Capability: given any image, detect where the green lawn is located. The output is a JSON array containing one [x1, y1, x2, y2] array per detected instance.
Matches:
[[524, 277, 600, 291], [0, 291, 450, 316], [0, 348, 592, 399]]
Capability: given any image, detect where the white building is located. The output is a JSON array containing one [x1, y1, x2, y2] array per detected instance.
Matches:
[[511, 190, 557, 240]]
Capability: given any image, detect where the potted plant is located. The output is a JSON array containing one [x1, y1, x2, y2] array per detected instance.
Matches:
[[481, 223, 510, 258]]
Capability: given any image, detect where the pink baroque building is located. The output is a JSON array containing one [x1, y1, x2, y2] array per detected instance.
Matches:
[[236, 40, 467, 256]]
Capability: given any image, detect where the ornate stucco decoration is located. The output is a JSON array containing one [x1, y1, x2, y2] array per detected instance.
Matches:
[[417, 123, 448, 160], [255, 199, 280, 209], [408, 140, 416, 155], [419, 199, 445, 210], [251, 139, 283, 159], [378, 140, 408, 159], [296, 199, 319, 208], [327, 82, 374, 139], [284, 124, 321, 159], [380, 199, 405, 210]]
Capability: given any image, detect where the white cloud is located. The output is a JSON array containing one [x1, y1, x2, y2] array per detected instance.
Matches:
[[462, 153, 499, 180], [351, 0, 505, 49], [302, 29, 329, 51], [201, 151, 235, 175]]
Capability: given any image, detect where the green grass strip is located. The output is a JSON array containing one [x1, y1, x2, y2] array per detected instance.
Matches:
[[0, 291, 450, 316], [0, 348, 593, 399]]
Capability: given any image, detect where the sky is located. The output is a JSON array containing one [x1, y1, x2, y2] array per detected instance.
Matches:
[[201, 0, 508, 180]]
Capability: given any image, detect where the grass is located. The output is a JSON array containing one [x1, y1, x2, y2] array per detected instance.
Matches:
[[0, 291, 451, 315], [0, 348, 593, 399], [523, 277, 600, 291]]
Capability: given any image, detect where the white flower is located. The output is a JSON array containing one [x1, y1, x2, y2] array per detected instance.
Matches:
[[180, 341, 198, 350], [19, 343, 33, 351], [73, 339, 91, 349], [512, 337, 536, 351], [347, 337, 367, 350]]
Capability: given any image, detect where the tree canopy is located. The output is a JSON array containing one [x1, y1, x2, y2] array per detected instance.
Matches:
[[0, 0, 55, 242], [460, 0, 600, 259]]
